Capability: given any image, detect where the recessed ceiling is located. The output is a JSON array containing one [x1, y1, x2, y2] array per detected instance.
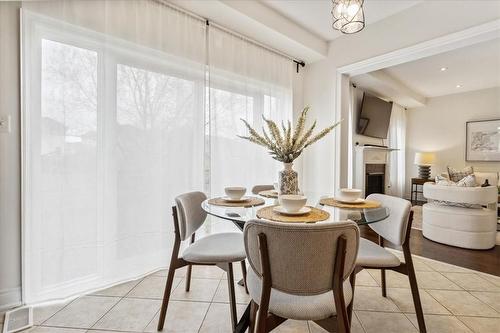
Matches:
[[384, 38, 500, 98], [260, 0, 421, 41]]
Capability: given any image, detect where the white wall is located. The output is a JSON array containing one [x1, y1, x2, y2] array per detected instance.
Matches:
[[405, 87, 500, 197], [0, 1, 22, 311], [302, 0, 500, 193]]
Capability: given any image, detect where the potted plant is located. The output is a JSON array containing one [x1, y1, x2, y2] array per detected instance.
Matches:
[[239, 106, 341, 194]]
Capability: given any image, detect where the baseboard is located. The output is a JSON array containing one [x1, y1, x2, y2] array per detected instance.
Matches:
[[0, 287, 22, 312]]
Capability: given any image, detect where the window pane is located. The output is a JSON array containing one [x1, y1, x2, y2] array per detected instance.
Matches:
[[40, 39, 98, 285]]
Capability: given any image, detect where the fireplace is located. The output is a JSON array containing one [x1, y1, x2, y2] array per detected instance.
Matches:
[[365, 164, 385, 196]]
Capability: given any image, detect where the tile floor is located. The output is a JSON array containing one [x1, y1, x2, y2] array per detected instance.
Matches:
[[2, 250, 500, 333]]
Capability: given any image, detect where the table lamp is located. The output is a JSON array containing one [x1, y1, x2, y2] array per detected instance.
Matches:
[[414, 152, 435, 179]]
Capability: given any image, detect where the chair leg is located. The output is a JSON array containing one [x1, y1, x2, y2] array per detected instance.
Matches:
[[185, 265, 192, 291], [157, 266, 177, 331], [381, 269, 387, 297], [249, 300, 258, 333], [226, 262, 238, 331], [241, 260, 249, 294], [404, 252, 426, 333]]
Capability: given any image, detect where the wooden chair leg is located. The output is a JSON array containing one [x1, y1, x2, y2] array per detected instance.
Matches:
[[241, 260, 249, 294], [404, 251, 426, 333], [249, 300, 258, 333], [226, 262, 238, 331], [185, 265, 192, 291], [381, 268, 387, 297], [157, 266, 177, 331]]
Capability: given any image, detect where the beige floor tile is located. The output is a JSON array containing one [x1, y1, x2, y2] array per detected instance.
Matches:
[[308, 314, 365, 333], [406, 314, 472, 333], [26, 327, 86, 333], [91, 278, 142, 297], [33, 302, 68, 325], [92, 298, 160, 332], [355, 270, 379, 287], [198, 302, 246, 333], [127, 275, 182, 299], [189, 266, 225, 279], [426, 290, 499, 317], [458, 316, 500, 333], [356, 311, 417, 333], [220, 263, 245, 281], [154, 266, 187, 278], [43, 296, 119, 329], [144, 300, 210, 333], [470, 291, 500, 313], [367, 270, 410, 288], [171, 278, 220, 302], [478, 273, 500, 288], [443, 273, 500, 292], [353, 287, 399, 312], [415, 271, 462, 290], [421, 260, 472, 273], [273, 320, 310, 333], [212, 279, 251, 305], [386, 288, 450, 315]]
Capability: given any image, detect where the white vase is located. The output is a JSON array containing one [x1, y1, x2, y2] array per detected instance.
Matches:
[[279, 162, 299, 195]]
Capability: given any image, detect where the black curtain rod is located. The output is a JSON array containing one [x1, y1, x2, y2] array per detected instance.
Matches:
[[293, 60, 305, 73]]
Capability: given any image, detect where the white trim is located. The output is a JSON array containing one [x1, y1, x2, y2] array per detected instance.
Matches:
[[0, 287, 22, 312], [337, 18, 500, 76], [334, 19, 500, 188]]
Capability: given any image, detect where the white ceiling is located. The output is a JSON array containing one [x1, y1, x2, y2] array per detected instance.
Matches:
[[351, 38, 500, 108], [260, 0, 421, 41], [385, 38, 500, 98]]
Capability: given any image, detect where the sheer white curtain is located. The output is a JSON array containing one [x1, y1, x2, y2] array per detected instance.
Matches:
[[208, 26, 293, 196], [22, 0, 206, 303], [22, 0, 294, 304], [386, 104, 406, 197]]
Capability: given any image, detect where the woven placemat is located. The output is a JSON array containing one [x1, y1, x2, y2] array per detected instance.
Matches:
[[319, 198, 381, 209], [256, 205, 330, 223], [207, 196, 265, 208], [258, 190, 279, 198]]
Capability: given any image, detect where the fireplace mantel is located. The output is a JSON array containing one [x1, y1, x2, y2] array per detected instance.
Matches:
[[354, 146, 398, 197]]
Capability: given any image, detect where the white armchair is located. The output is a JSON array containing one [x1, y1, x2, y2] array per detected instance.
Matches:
[[422, 183, 498, 249]]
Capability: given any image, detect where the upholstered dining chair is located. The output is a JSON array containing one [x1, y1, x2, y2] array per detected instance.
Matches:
[[157, 191, 247, 331], [244, 219, 359, 333], [251, 184, 275, 195], [350, 194, 427, 333]]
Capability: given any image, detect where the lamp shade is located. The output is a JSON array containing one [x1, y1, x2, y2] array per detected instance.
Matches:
[[414, 152, 435, 166]]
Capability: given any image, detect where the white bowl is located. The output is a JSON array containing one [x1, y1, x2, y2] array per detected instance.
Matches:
[[338, 188, 362, 202], [225, 186, 246, 200], [279, 194, 307, 213]]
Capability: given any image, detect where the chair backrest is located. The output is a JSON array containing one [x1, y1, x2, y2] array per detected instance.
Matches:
[[244, 219, 359, 296], [251, 184, 274, 195], [175, 191, 207, 241], [367, 193, 411, 246]]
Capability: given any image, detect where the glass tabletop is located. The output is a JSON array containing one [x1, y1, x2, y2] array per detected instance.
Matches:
[[201, 192, 390, 226]]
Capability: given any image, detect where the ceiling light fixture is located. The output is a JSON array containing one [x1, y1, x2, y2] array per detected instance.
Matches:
[[456, 84, 462, 88], [440, 67, 447, 71], [331, 0, 365, 34]]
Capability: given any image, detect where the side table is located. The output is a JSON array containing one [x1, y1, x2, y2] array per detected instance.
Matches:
[[411, 178, 435, 206]]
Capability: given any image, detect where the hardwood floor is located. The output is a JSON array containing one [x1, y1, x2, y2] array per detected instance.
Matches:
[[359, 225, 500, 277]]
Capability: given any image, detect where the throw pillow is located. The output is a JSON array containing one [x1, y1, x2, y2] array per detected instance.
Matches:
[[456, 174, 477, 187], [435, 175, 455, 186], [447, 166, 474, 182]]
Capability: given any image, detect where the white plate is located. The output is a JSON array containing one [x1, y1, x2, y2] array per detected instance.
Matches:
[[335, 198, 365, 204], [223, 196, 250, 203], [273, 206, 311, 216]]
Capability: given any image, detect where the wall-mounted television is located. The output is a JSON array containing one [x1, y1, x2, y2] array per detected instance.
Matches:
[[356, 93, 393, 139]]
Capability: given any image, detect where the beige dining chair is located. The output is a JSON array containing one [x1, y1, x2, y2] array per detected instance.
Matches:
[[350, 193, 427, 333], [157, 191, 247, 331], [251, 184, 274, 195], [244, 219, 359, 333]]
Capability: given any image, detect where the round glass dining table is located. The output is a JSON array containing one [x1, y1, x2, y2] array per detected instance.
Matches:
[[201, 191, 390, 231]]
